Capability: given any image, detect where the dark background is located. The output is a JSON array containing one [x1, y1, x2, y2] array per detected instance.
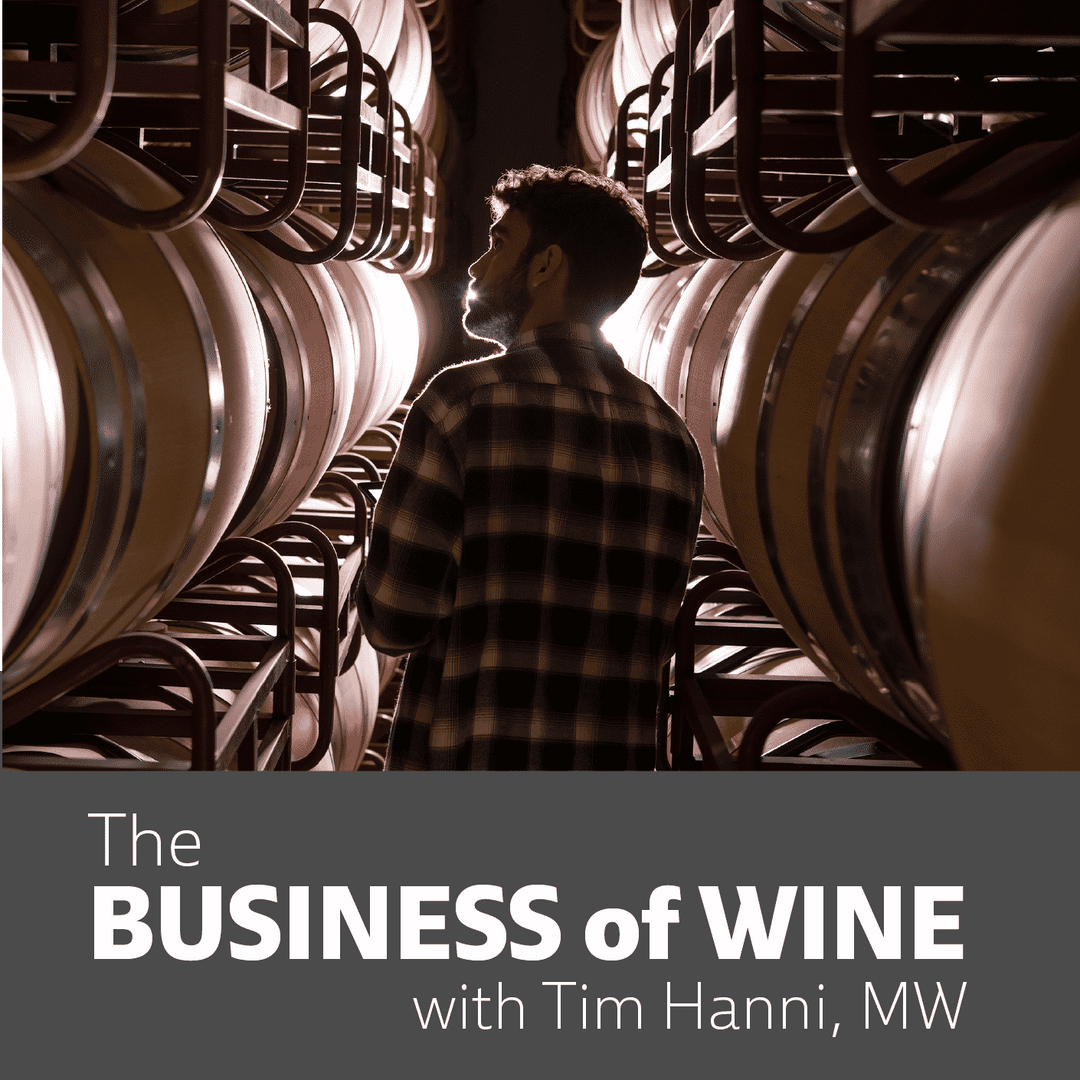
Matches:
[[462, 0, 570, 260], [424, 0, 581, 371]]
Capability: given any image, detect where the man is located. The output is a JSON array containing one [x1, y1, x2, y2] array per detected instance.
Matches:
[[358, 165, 704, 769]]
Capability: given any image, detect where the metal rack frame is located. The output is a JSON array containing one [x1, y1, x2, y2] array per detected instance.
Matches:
[[3, 536, 297, 770], [666, 540, 955, 770], [3, 0, 439, 265], [634, 0, 1080, 261], [2, 454, 379, 772], [4, 0, 312, 230]]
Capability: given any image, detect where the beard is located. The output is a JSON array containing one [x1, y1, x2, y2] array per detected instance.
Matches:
[[462, 260, 531, 347]]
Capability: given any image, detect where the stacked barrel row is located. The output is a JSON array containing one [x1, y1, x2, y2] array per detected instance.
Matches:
[[110, 0, 452, 167], [2, 0, 449, 769], [576, 0, 686, 173], [587, 1, 1080, 768]]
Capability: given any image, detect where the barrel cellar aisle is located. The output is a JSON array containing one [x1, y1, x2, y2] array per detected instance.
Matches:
[[3, 1, 1078, 770]]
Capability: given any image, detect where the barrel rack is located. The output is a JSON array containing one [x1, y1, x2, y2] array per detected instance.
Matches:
[[1, 0, 444, 768], [6, 1, 1079, 771], [665, 540, 956, 770], [2, 0, 440, 271], [611, 0, 1079, 270], [616, 0, 1079, 769], [2, 418, 404, 770]]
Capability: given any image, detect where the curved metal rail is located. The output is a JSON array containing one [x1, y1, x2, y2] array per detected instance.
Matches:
[[2, 0, 118, 182]]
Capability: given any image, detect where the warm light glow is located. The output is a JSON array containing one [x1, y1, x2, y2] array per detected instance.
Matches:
[[601, 272, 691, 380], [600, 294, 640, 363], [2, 250, 67, 654], [362, 264, 421, 423]]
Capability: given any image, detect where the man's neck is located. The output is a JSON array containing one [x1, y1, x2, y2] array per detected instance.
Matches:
[[518, 280, 599, 335], [509, 322, 610, 352], [519, 311, 599, 335]]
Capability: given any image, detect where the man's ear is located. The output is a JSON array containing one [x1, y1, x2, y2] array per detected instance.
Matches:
[[528, 244, 566, 290]]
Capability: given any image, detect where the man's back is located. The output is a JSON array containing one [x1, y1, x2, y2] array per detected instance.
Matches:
[[359, 323, 704, 769]]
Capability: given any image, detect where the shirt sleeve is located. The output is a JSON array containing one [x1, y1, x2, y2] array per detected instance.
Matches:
[[356, 394, 464, 656]]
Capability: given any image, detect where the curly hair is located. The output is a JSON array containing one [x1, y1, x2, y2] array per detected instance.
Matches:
[[488, 165, 649, 321]]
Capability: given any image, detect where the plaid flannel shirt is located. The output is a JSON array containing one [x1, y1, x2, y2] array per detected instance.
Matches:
[[357, 322, 704, 770]]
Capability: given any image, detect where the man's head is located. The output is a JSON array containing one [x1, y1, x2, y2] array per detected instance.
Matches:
[[463, 165, 648, 346]]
